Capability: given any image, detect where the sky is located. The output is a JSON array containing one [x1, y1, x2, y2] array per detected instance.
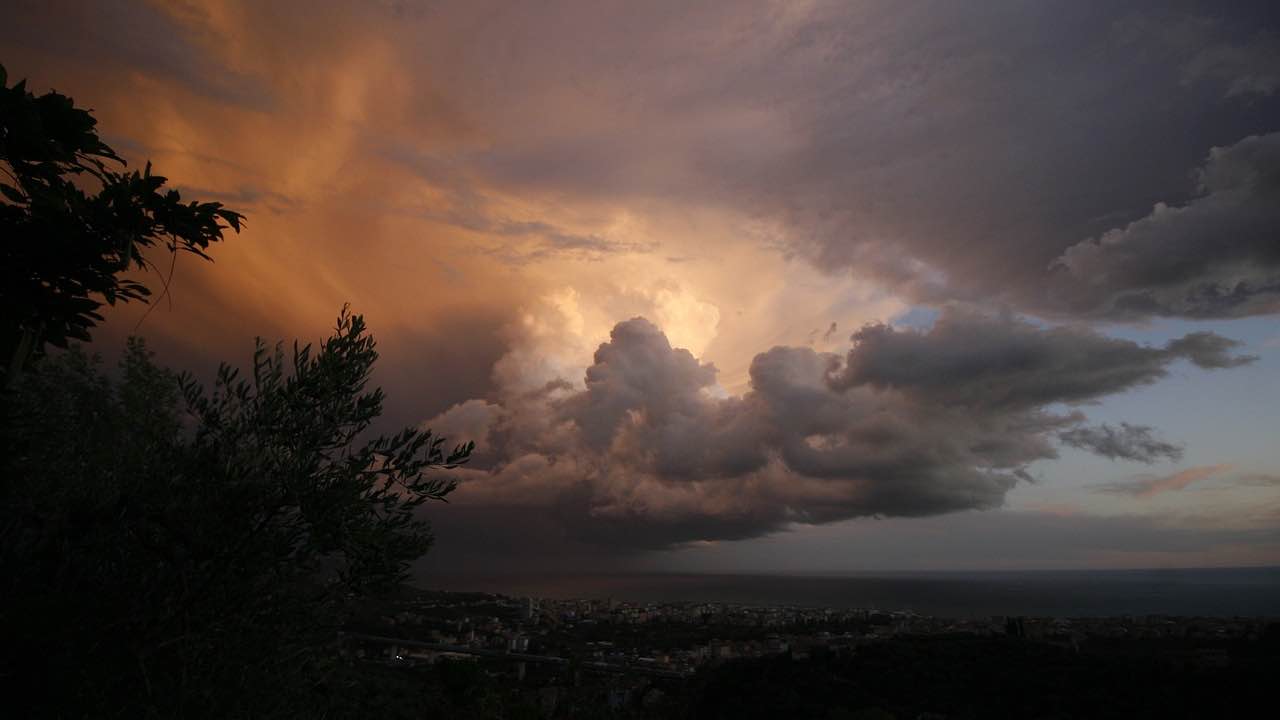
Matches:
[[4, 0, 1279, 573]]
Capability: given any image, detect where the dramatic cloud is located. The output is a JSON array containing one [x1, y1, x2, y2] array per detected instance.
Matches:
[[1093, 465, 1234, 499], [6, 3, 1277, 354], [639, 3, 1280, 322], [1052, 132, 1280, 319], [827, 308, 1256, 408], [1184, 34, 1280, 100], [1119, 11, 1280, 100], [428, 309, 1251, 549], [1058, 423, 1184, 464], [6, 1, 1277, 569]]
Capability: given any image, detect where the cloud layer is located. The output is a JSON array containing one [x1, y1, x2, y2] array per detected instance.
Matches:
[[429, 309, 1253, 549], [5, 1, 1277, 568], [1052, 132, 1280, 319]]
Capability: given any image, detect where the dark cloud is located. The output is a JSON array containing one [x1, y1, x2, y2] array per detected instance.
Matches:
[[379, 1, 1280, 322], [370, 308, 513, 434], [827, 308, 1255, 410], [0, 0, 272, 109], [428, 310, 1250, 550], [1121, 11, 1280, 100], [564, 318, 719, 450], [1058, 423, 1184, 464], [1051, 132, 1280, 319], [1164, 331, 1259, 368], [773, 7, 1280, 321], [67, 0, 1267, 327], [8, 0, 1274, 569]]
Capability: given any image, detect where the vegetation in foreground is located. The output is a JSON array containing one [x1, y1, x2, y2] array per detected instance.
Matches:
[[2, 63, 471, 717]]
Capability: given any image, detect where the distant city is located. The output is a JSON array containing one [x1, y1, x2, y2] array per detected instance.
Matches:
[[342, 586, 1275, 712]]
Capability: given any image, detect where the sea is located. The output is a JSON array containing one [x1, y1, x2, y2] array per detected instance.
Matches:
[[423, 567, 1280, 618]]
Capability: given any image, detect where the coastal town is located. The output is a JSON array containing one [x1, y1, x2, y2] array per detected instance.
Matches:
[[345, 589, 1272, 676]]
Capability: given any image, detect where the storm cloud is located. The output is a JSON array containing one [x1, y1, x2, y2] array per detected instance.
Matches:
[[828, 308, 1255, 408], [6, 0, 1276, 569], [1052, 132, 1280, 319], [398, 0, 1280, 323], [427, 309, 1252, 549]]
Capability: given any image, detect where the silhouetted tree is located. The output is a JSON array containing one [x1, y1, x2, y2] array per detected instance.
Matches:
[[1, 310, 473, 717], [0, 61, 473, 717], [0, 63, 242, 384]]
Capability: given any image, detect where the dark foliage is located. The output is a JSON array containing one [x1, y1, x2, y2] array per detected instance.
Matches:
[[662, 634, 1276, 720], [0, 312, 472, 717], [0, 62, 242, 382]]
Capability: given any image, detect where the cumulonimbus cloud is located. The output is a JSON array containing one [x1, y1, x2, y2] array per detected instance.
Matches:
[[425, 308, 1253, 549]]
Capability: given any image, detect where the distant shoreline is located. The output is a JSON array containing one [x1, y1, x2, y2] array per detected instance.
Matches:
[[417, 567, 1280, 618], [425, 564, 1280, 578]]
